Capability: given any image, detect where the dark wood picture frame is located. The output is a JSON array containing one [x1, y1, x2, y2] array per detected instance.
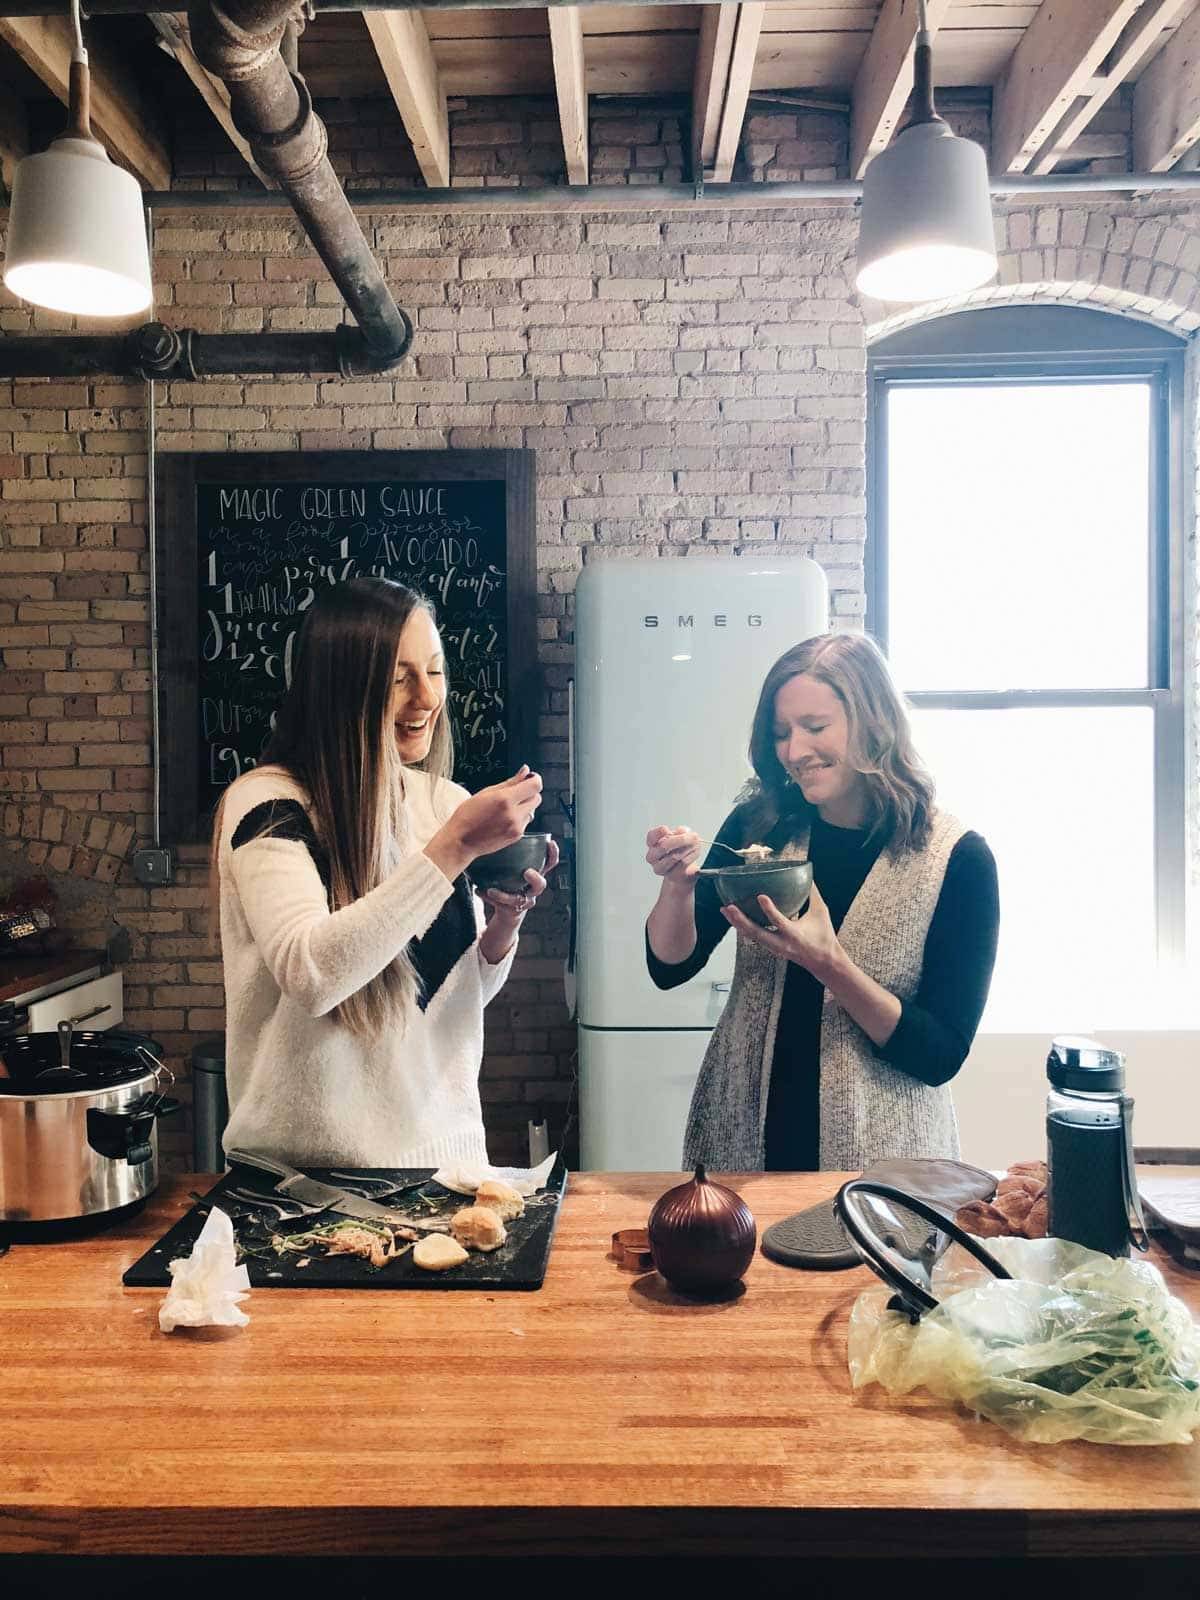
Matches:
[[155, 449, 537, 845]]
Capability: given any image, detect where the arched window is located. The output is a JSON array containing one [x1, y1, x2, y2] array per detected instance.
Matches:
[[867, 304, 1186, 1030]]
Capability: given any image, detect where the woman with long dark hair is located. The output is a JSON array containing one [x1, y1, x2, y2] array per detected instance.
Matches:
[[644, 632, 998, 1172], [212, 577, 554, 1168]]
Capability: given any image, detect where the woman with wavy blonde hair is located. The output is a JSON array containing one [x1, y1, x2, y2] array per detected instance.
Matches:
[[644, 631, 998, 1172], [213, 577, 555, 1169]]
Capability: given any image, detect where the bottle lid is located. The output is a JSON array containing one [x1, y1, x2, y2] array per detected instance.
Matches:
[[1047, 1034, 1125, 1092]]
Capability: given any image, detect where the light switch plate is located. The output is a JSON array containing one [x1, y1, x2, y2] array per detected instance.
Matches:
[[131, 846, 174, 887]]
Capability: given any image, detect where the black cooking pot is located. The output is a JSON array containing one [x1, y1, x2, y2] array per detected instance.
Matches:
[[0, 1028, 178, 1226]]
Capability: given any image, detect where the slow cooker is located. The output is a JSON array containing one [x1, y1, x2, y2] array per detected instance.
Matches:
[[0, 1027, 177, 1227]]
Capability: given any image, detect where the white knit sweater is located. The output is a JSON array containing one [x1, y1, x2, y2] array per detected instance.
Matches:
[[217, 765, 514, 1169]]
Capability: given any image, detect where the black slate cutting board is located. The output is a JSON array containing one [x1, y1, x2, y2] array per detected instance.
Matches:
[[123, 1163, 568, 1291]]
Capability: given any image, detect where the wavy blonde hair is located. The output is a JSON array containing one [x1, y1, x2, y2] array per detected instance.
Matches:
[[741, 631, 935, 853], [211, 578, 454, 1038]]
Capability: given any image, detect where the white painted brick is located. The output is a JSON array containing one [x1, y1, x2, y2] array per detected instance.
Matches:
[[665, 280, 737, 302], [602, 326, 679, 350], [683, 254, 758, 276], [461, 255, 535, 280], [494, 403, 570, 426], [584, 223, 662, 248], [386, 256, 459, 279], [599, 279, 666, 300], [534, 253, 604, 277], [392, 381, 469, 403], [536, 379, 606, 401], [458, 329, 528, 354], [521, 279, 595, 303]]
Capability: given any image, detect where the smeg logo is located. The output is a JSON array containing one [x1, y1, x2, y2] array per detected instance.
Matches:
[[643, 614, 764, 628]]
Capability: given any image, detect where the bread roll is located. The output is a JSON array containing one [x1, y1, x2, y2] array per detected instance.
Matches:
[[955, 1199, 1009, 1239], [994, 1187, 1035, 1227], [475, 1179, 525, 1222], [1008, 1160, 1048, 1182], [451, 1205, 507, 1252], [996, 1174, 1044, 1199], [1022, 1194, 1049, 1238], [413, 1233, 470, 1271]]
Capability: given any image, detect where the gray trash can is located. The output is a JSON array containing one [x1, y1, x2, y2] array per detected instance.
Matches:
[[191, 1036, 228, 1173]]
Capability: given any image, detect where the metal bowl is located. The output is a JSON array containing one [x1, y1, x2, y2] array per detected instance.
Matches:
[[703, 859, 813, 929], [470, 832, 552, 894]]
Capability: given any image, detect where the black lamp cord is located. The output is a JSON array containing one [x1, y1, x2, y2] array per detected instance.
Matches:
[[908, 0, 944, 131]]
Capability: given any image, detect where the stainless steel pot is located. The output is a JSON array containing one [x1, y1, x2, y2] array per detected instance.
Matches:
[[0, 1028, 178, 1224]]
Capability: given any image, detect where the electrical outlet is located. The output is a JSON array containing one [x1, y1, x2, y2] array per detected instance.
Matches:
[[132, 846, 174, 887]]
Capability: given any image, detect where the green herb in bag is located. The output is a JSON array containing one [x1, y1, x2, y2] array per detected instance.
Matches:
[[847, 1235, 1200, 1446]]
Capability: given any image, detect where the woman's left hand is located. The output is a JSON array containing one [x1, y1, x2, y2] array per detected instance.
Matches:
[[481, 838, 560, 922], [721, 882, 842, 983]]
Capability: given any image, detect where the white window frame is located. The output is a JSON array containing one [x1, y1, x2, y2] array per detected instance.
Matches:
[[867, 305, 1187, 985]]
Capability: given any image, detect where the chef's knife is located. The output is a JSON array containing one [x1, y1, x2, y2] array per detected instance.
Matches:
[[225, 1148, 412, 1223]]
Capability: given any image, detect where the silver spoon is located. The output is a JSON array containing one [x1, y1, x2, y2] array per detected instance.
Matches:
[[693, 841, 785, 876]]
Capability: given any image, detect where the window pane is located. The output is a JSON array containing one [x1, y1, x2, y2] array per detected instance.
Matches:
[[887, 383, 1151, 691], [910, 706, 1157, 1031]]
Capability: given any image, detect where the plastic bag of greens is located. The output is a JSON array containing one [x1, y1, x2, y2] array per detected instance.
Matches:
[[846, 1233, 1200, 1445]]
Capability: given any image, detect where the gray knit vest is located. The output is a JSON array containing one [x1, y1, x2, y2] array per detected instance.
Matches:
[[682, 809, 966, 1172]]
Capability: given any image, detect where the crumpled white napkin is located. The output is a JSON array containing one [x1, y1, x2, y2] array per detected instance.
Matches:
[[433, 1150, 558, 1198], [159, 1205, 251, 1333]]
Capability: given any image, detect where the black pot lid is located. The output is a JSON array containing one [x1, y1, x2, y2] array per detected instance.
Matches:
[[0, 1031, 161, 1095], [834, 1179, 1012, 1322]]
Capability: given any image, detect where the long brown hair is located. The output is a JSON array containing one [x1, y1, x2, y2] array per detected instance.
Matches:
[[740, 632, 935, 853], [211, 578, 454, 1037]]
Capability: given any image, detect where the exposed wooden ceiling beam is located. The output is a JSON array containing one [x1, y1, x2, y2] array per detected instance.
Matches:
[[149, 12, 269, 187], [0, 88, 28, 202], [710, 2, 765, 185], [1133, 0, 1200, 170], [548, 7, 587, 185], [692, 4, 738, 180], [1032, 0, 1195, 175], [0, 13, 170, 189], [991, 0, 1144, 174], [850, 0, 954, 180], [364, 10, 451, 188]]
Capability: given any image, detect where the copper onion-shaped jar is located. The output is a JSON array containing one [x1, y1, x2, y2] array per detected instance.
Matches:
[[647, 1163, 757, 1293]]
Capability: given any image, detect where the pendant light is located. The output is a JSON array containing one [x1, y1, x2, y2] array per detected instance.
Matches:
[[2, 0, 153, 318], [855, 0, 997, 304]]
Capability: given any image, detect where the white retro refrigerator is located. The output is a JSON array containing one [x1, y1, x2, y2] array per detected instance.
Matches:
[[572, 559, 829, 1170]]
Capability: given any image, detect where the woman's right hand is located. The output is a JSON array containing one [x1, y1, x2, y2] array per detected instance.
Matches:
[[452, 766, 543, 855], [645, 825, 703, 890]]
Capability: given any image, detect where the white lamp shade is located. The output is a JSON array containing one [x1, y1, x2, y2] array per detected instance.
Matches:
[[856, 120, 997, 304], [3, 137, 153, 318]]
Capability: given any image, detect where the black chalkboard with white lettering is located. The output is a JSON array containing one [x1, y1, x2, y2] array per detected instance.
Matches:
[[155, 450, 536, 843]]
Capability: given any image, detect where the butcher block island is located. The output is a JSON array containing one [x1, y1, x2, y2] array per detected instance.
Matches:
[[2, 1172, 1198, 1570]]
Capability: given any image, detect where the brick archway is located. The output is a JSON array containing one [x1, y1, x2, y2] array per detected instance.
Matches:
[[1, 800, 136, 884], [861, 206, 1200, 341]]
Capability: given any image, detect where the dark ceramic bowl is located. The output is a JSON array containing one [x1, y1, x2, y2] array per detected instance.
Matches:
[[471, 832, 552, 895], [702, 859, 813, 929]]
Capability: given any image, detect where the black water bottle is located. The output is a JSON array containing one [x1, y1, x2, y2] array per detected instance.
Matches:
[[1045, 1036, 1148, 1258]]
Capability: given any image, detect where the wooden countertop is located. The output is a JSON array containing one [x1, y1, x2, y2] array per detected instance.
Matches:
[[0, 948, 106, 1008], [2, 1171, 1198, 1560]]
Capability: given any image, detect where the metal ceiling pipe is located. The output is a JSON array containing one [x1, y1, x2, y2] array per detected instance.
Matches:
[[184, 0, 411, 374], [0, 323, 383, 379], [124, 171, 1200, 214]]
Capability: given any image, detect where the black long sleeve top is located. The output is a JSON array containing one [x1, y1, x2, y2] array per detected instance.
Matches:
[[646, 803, 1000, 1171]]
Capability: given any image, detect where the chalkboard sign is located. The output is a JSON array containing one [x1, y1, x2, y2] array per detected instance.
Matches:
[[156, 450, 536, 843]]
